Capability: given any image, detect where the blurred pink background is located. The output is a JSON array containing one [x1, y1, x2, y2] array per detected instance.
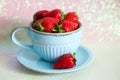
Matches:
[[0, 0, 120, 47]]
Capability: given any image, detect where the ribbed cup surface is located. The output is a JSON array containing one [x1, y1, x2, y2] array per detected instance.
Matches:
[[33, 42, 80, 62], [29, 27, 82, 62]]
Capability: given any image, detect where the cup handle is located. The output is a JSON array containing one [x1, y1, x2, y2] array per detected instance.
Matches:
[[11, 27, 32, 49]]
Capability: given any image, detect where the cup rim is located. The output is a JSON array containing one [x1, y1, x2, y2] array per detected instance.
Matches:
[[29, 21, 82, 36]]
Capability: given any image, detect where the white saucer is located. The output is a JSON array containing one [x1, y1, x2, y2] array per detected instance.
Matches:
[[16, 46, 93, 73]]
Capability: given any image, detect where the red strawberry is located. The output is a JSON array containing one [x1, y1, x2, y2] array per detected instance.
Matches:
[[54, 53, 76, 69], [33, 17, 59, 32], [61, 20, 78, 32], [52, 20, 78, 33], [33, 10, 49, 22], [64, 12, 78, 23], [44, 9, 63, 20]]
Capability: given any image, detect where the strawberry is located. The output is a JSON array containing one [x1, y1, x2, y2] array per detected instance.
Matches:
[[64, 12, 78, 23], [33, 10, 49, 22], [32, 17, 59, 32], [53, 20, 78, 32], [44, 9, 64, 20], [62, 20, 78, 32], [53, 53, 76, 69]]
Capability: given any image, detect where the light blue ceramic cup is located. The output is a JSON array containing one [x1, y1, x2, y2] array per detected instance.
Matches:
[[11, 23, 82, 62]]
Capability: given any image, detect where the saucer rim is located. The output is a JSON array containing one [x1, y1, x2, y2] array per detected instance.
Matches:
[[16, 45, 93, 74]]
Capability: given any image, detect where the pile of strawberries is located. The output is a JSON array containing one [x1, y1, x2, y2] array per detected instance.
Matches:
[[32, 9, 79, 33]]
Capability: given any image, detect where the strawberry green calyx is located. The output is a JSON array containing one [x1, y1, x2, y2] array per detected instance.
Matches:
[[59, 29, 65, 33], [57, 24, 65, 33], [52, 24, 65, 33], [37, 23, 44, 31], [52, 28, 58, 33], [72, 52, 76, 65], [61, 12, 66, 20]]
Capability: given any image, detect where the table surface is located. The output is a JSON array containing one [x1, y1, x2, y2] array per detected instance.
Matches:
[[0, 43, 120, 80]]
